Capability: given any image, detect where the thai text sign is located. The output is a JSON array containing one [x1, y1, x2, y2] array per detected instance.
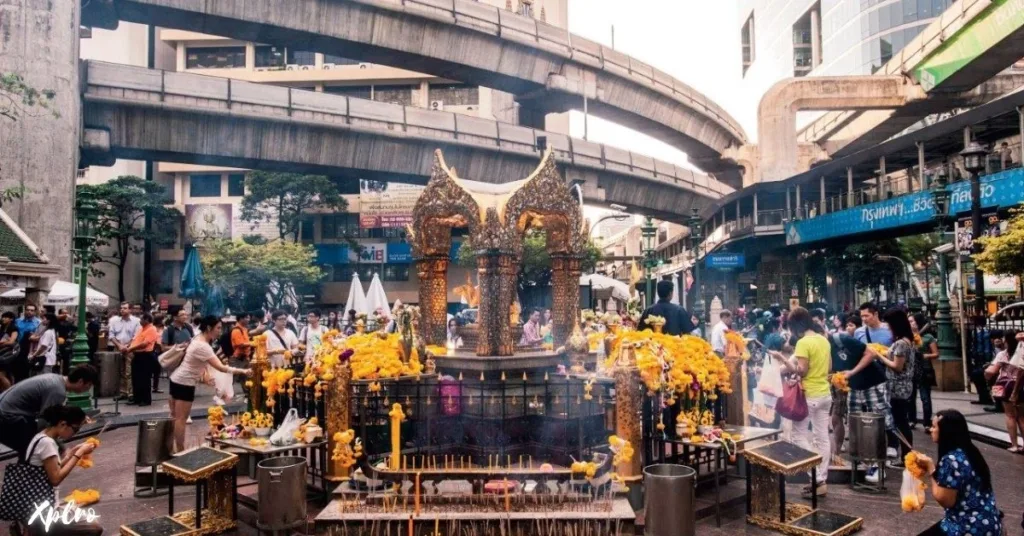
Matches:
[[705, 253, 745, 269], [359, 181, 423, 229], [785, 169, 1024, 246]]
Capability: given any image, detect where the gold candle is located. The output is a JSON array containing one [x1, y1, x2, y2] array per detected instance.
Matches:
[[389, 403, 405, 471]]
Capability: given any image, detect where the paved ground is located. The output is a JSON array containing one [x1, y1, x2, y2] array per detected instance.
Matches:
[[2, 423, 1021, 536]]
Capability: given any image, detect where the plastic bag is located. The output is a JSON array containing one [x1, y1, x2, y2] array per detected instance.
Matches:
[[900, 469, 926, 512], [757, 356, 784, 398], [212, 369, 234, 404], [748, 390, 777, 425], [270, 408, 303, 446]]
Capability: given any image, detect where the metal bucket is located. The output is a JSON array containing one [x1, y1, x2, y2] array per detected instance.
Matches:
[[135, 419, 174, 466], [849, 412, 886, 461], [257, 456, 307, 531], [643, 464, 696, 536], [96, 351, 122, 397]]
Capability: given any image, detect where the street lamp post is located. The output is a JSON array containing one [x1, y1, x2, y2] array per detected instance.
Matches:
[[960, 141, 989, 317], [687, 208, 705, 330], [68, 192, 98, 410], [931, 168, 958, 365], [640, 216, 657, 307]]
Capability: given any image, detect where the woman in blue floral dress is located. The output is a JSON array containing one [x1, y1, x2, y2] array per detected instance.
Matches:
[[919, 409, 1002, 536]]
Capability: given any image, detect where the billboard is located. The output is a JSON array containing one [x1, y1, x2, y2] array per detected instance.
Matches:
[[359, 180, 424, 229], [186, 204, 232, 241]]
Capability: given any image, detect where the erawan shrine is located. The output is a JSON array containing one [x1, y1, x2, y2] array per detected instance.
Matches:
[[96, 148, 871, 536]]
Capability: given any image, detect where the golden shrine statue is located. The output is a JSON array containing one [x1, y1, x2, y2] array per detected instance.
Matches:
[[407, 148, 587, 357]]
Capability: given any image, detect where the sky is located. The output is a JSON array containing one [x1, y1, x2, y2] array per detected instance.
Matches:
[[566, 0, 744, 171], [566, 0, 744, 223]]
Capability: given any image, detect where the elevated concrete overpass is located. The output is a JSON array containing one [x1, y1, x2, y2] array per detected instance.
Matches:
[[87, 0, 748, 183], [799, 0, 1024, 157], [80, 61, 732, 223]]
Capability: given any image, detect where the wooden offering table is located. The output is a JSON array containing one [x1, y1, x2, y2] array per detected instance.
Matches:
[[745, 441, 862, 536], [162, 447, 239, 535]]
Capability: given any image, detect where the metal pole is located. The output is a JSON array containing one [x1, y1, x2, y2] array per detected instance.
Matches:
[[753, 193, 759, 225], [583, 94, 589, 141], [917, 141, 925, 190], [970, 169, 985, 315], [68, 242, 92, 409], [819, 176, 826, 215], [847, 167, 854, 208]]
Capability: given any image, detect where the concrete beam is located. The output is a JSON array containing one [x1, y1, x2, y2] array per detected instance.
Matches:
[[109, 0, 746, 174], [753, 75, 925, 183], [81, 62, 726, 222]]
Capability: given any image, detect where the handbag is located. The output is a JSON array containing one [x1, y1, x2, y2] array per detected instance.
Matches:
[[776, 378, 809, 421], [991, 373, 1017, 400], [158, 339, 192, 372], [0, 437, 56, 521]]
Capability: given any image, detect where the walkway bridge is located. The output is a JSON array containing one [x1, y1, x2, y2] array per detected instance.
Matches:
[[84, 0, 747, 183], [80, 61, 732, 223]]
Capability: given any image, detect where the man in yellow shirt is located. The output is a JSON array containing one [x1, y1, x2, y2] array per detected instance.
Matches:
[[772, 307, 832, 497]]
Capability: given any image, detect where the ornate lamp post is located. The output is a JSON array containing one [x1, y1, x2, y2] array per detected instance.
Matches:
[[69, 191, 98, 410], [931, 168, 958, 365], [687, 208, 705, 330], [960, 141, 989, 316], [640, 216, 657, 307]]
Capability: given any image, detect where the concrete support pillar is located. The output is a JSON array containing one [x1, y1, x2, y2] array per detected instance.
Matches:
[[245, 43, 255, 70], [847, 167, 854, 208], [879, 156, 887, 198], [736, 199, 741, 223], [819, 176, 826, 215], [753, 193, 759, 225], [1018, 107, 1024, 164], [964, 127, 972, 148], [917, 141, 926, 190], [0, 0, 81, 277], [786, 187, 792, 219], [810, 9, 822, 68], [796, 184, 802, 218], [418, 81, 430, 108]]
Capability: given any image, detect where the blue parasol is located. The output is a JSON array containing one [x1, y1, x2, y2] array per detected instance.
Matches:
[[179, 245, 205, 299], [205, 285, 226, 318]]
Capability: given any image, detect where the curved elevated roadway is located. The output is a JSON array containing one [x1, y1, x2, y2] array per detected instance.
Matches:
[[100, 0, 747, 180], [81, 61, 733, 223]]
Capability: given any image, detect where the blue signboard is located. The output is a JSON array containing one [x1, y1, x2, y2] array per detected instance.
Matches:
[[785, 168, 1024, 246], [314, 244, 349, 264], [387, 242, 413, 264], [706, 253, 745, 269]]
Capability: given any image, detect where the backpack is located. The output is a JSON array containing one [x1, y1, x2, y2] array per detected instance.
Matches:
[[219, 326, 241, 357]]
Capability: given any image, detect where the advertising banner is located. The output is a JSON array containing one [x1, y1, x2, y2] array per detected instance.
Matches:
[[785, 169, 1024, 246], [359, 180, 423, 229]]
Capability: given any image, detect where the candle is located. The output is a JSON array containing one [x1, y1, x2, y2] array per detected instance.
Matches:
[[389, 403, 405, 471], [434, 516, 439, 536], [504, 480, 510, 512], [519, 455, 523, 468], [415, 472, 421, 515], [408, 515, 414, 536]]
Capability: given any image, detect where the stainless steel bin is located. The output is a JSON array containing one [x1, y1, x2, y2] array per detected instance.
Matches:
[[135, 419, 174, 466], [644, 464, 696, 536], [849, 412, 886, 461], [96, 351, 122, 398], [257, 456, 307, 531]]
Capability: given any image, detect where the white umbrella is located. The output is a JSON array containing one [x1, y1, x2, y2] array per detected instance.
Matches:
[[579, 273, 632, 302], [366, 272, 390, 315], [671, 273, 681, 305], [343, 273, 368, 315], [0, 280, 109, 308]]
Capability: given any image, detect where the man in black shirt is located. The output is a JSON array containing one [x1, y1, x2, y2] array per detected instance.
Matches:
[[85, 312, 101, 364], [638, 280, 695, 336]]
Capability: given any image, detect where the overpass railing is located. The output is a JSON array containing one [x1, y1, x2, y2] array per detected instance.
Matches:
[[83, 60, 732, 199]]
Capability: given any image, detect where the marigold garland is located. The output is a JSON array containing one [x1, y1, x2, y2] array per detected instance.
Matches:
[[343, 332, 423, 380]]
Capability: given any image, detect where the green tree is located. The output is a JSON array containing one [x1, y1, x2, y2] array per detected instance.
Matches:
[[898, 233, 940, 302], [77, 176, 180, 302], [239, 172, 348, 242], [1, 72, 56, 122], [456, 229, 603, 289], [200, 239, 324, 311], [974, 209, 1024, 276]]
